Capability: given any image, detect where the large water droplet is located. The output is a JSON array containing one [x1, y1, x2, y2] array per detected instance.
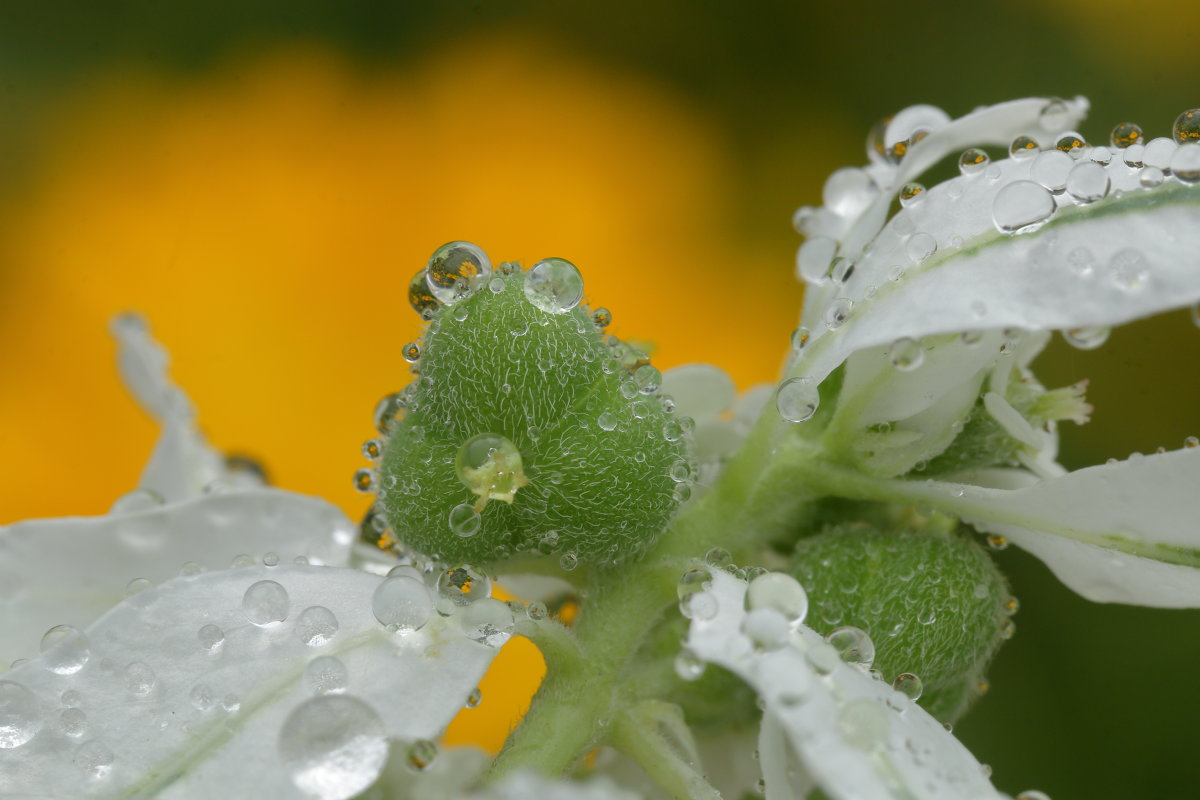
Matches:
[[425, 241, 491, 304], [524, 258, 584, 314], [826, 626, 875, 668], [1143, 137, 1177, 170], [823, 167, 876, 217], [459, 598, 515, 647], [796, 237, 836, 284], [958, 148, 989, 175], [75, 739, 115, 778], [746, 572, 808, 627], [1030, 150, 1073, 192], [198, 624, 225, 652], [0, 681, 42, 749], [1065, 161, 1110, 203], [1170, 143, 1200, 183], [40, 625, 90, 675], [1173, 108, 1200, 144], [437, 565, 491, 607], [455, 433, 527, 510], [297, 606, 340, 647], [992, 180, 1055, 233], [59, 707, 88, 738], [777, 377, 819, 423], [1110, 122, 1143, 149], [674, 649, 705, 681], [371, 576, 432, 634], [278, 694, 389, 800], [306, 656, 349, 695], [407, 269, 440, 317], [242, 580, 290, 627], [1009, 136, 1039, 160], [892, 672, 923, 701]]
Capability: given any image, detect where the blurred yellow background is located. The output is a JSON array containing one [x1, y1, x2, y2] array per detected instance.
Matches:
[[1, 2, 1198, 794]]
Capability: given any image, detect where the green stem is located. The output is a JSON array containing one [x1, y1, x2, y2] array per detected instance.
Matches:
[[609, 700, 721, 800]]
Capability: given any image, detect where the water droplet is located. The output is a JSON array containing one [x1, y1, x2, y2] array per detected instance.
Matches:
[[437, 565, 491, 606], [597, 411, 618, 431], [448, 504, 482, 539], [1123, 142, 1146, 168], [460, 598, 515, 647], [826, 626, 875, 668], [1110, 122, 1143, 149], [455, 433, 527, 509], [1009, 136, 1039, 160], [958, 148, 989, 175], [806, 642, 840, 675], [1110, 248, 1149, 291], [1038, 99, 1071, 131], [61, 689, 82, 707], [198, 624, 225, 651], [279, 694, 388, 800], [222, 694, 241, 713], [961, 330, 984, 346], [306, 656, 349, 695], [898, 182, 925, 207], [0, 681, 42, 749], [372, 576, 432, 634], [125, 662, 155, 696], [59, 707, 88, 737], [1065, 161, 1110, 203], [401, 342, 421, 363], [40, 625, 90, 675], [777, 377, 819, 423], [406, 739, 439, 772], [110, 488, 165, 514], [892, 673, 923, 701], [669, 460, 692, 483], [705, 547, 732, 568], [189, 683, 215, 711], [1062, 327, 1110, 350], [426, 241, 491, 304], [231, 553, 255, 568], [297, 606, 340, 646], [559, 552, 579, 571], [1143, 137, 1177, 170], [372, 392, 406, 436], [888, 337, 924, 371], [681, 590, 718, 620], [352, 468, 376, 494], [1055, 132, 1086, 156], [592, 307, 612, 328], [992, 180, 1055, 233], [830, 258, 855, 284], [999, 618, 1017, 639], [986, 533, 1009, 551], [672, 483, 692, 503], [1031, 150, 1073, 192], [408, 269, 440, 317], [1140, 166, 1165, 188], [243, 580, 290, 626], [528, 601, 548, 621], [464, 687, 483, 709], [1170, 143, 1200, 183], [75, 739, 115, 778], [674, 649, 705, 681], [1173, 108, 1200, 144], [261, 552, 279, 568], [125, 577, 154, 596], [838, 698, 889, 751], [1016, 791, 1052, 800], [1088, 146, 1112, 165], [905, 232, 936, 263], [524, 258, 584, 314], [1004, 596, 1020, 615], [677, 567, 713, 602], [796, 237, 836, 284], [745, 572, 808, 627], [823, 167, 876, 216]]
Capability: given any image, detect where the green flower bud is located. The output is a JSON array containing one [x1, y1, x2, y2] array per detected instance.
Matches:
[[375, 246, 692, 567], [790, 523, 1011, 722]]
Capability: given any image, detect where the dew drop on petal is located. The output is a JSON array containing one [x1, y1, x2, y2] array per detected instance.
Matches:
[[297, 606, 340, 647], [198, 624, 225, 651], [242, 580, 290, 627], [906, 232, 937, 263], [1123, 143, 1146, 168], [1140, 166, 1165, 188], [680, 590, 718, 621], [524, 258, 584, 314], [1009, 136, 1039, 160], [1016, 791, 1052, 800], [0, 681, 42, 749], [889, 337, 924, 371], [448, 504, 482, 538], [371, 576, 433, 634], [189, 684, 215, 711], [1170, 143, 1200, 183], [59, 707, 88, 738], [796, 236, 836, 284], [1030, 150, 1073, 192], [777, 377, 819, 423], [892, 672, 923, 701], [278, 694, 388, 800], [528, 601, 548, 621], [1110, 122, 1143, 149], [437, 565, 491, 606], [677, 567, 713, 602], [1055, 132, 1086, 157], [40, 625, 90, 675], [826, 626, 875, 668], [460, 598, 515, 647], [75, 740, 115, 778], [110, 488, 165, 514], [958, 148, 989, 175], [674, 649, 705, 681], [1088, 146, 1112, 165], [1173, 108, 1200, 144], [992, 180, 1055, 234], [746, 572, 809, 627], [898, 182, 925, 207], [1143, 137, 1177, 170], [1065, 161, 1110, 203], [1062, 327, 1110, 350], [465, 688, 482, 709], [125, 662, 155, 696], [306, 656, 349, 695], [1038, 99, 1071, 131], [823, 167, 876, 216], [406, 739, 439, 772], [824, 297, 853, 329], [125, 577, 154, 597], [705, 547, 733, 568], [408, 269, 440, 317]]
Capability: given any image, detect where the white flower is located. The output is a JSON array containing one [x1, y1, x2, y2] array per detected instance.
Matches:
[[0, 318, 500, 798], [784, 97, 1200, 608]]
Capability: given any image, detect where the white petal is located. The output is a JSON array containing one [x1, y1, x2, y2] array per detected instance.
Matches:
[[661, 364, 737, 419], [687, 571, 1003, 800], [921, 449, 1200, 606], [0, 490, 354, 664], [0, 565, 496, 798], [795, 144, 1200, 392], [469, 771, 642, 800]]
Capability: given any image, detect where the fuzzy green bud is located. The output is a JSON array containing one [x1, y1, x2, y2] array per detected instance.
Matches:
[[376, 247, 692, 568], [790, 523, 1011, 722]]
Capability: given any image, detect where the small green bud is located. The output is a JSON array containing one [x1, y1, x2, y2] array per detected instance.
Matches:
[[377, 247, 692, 567], [790, 523, 1010, 722]]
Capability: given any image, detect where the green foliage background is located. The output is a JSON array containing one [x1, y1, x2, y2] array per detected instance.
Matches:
[[1, 2, 1196, 796]]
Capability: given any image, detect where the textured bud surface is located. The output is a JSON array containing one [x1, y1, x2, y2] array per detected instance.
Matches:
[[377, 256, 691, 566], [791, 524, 1009, 721]]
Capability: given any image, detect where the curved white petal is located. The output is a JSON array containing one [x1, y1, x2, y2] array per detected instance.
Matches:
[[686, 571, 1002, 800], [0, 491, 354, 665], [468, 771, 641, 800], [919, 449, 1200, 606], [795, 130, 1200, 392], [0, 565, 496, 798]]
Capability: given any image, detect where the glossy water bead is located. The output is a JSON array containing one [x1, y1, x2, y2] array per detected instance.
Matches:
[[40, 625, 91, 675], [777, 377, 819, 423], [523, 257, 584, 314], [425, 241, 492, 304], [1174, 108, 1200, 144], [278, 694, 388, 800], [371, 576, 433, 634], [455, 433, 528, 509], [242, 580, 290, 626], [0, 681, 42, 749]]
